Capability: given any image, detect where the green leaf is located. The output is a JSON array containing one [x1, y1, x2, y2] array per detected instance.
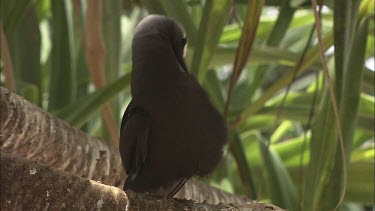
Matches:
[[333, 0, 360, 101], [17, 81, 39, 105], [219, 12, 316, 45], [272, 135, 310, 166], [358, 93, 375, 115], [230, 132, 258, 199], [270, 121, 295, 144], [54, 71, 131, 128], [102, 0, 122, 124], [259, 140, 298, 210], [8, 5, 41, 105], [203, 70, 225, 113], [1, 0, 31, 34], [246, 0, 296, 105], [288, 162, 375, 205], [122, 8, 143, 64], [238, 31, 333, 125], [103, 0, 122, 81], [237, 91, 373, 133], [362, 69, 374, 95], [158, 0, 197, 46], [351, 147, 374, 162], [49, 0, 75, 111], [353, 130, 373, 149], [35, 0, 50, 20], [225, 0, 265, 116], [206, 45, 300, 68], [190, 0, 231, 83], [242, 133, 310, 167], [139, 0, 165, 14], [140, 0, 197, 45], [294, 87, 340, 210], [321, 16, 369, 210], [345, 161, 374, 205]]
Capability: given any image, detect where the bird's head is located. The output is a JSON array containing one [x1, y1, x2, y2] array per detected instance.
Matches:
[[132, 15, 188, 73]]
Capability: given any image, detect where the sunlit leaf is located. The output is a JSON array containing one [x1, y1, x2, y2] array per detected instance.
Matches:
[[49, 0, 75, 111], [259, 140, 298, 210], [54, 71, 131, 128], [190, 0, 231, 82], [225, 0, 264, 116]]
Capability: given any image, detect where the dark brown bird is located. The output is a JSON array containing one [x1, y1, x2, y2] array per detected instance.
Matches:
[[119, 15, 227, 198]]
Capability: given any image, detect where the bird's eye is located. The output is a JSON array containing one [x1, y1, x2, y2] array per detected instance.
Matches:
[[182, 37, 187, 45]]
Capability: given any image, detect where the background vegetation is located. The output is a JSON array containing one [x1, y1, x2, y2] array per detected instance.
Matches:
[[0, 0, 374, 210]]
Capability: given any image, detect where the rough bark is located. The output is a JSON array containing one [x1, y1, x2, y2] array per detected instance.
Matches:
[[0, 86, 258, 205], [0, 87, 125, 187], [1, 152, 284, 211]]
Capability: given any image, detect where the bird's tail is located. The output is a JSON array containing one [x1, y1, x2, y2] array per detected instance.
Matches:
[[167, 178, 188, 198]]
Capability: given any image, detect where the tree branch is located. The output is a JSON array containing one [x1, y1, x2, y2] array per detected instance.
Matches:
[[1, 152, 284, 210], [0, 86, 125, 187], [0, 86, 281, 207]]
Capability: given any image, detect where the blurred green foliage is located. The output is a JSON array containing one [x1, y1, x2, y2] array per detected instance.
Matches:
[[0, 0, 374, 210]]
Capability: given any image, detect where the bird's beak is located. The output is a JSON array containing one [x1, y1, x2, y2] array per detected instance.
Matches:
[[177, 45, 188, 72], [177, 53, 188, 73]]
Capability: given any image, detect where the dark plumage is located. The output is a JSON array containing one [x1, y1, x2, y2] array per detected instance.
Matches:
[[119, 15, 227, 197]]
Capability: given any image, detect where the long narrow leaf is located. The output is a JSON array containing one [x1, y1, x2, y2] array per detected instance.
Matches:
[[102, 0, 122, 82], [140, 0, 197, 45], [102, 0, 122, 124], [320, 16, 369, 211], [1, 0, 31, 34], [225, 0, 264, 116], [54, 71, 131, 129], [289, 162, 374, 205], [207, 45, 300, 68], [190, 0, 231, 83], [9, 5, 41, 105], [159, 0, 197, 45], [259, 140, 298, 210], [304, 1, 358, 209], [237, 31, 333, 126], [49, 0, 74, 110], [139, 0, 165, 14], [219, 12, 316, 44], [246, 0, 296, 112], [239, 161, 374, 204], [203, 71, 225, 113], [231, 132, 258, 199], [333, 0, 353, 101]]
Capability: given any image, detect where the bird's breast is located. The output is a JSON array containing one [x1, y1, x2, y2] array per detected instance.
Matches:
[[132, 76, 227, 178]]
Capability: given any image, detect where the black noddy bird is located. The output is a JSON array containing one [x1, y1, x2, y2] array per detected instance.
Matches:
[[119, 15, 228, 198]]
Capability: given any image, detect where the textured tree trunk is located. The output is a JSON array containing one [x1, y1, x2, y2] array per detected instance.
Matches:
[[0, 86, 282, 209], [1, 152, 284, 210], [0, 87, 125, 187]]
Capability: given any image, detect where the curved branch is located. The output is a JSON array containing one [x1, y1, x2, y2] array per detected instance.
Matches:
[[0, 86, 260, 205], [2, 152, 285, 210], [0, 86, 125, 187]]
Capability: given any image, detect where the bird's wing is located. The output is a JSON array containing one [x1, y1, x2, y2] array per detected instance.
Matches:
[[119, 102, 151, 183]]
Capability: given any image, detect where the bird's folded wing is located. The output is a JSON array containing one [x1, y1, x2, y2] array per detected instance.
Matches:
[[119, 106, 151, 182]]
